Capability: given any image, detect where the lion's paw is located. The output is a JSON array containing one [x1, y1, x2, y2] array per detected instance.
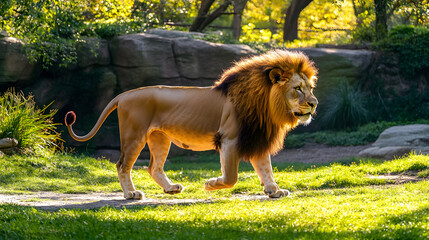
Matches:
[[267, 189, 290, 198], [124, 190, 145, 200], [204, 178, 217, 191], [164, 184, 183, 195]]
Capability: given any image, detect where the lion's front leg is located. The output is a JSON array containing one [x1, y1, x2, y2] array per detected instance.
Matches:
[[250, 155, 289, 198], [205, 139, 240, 191]]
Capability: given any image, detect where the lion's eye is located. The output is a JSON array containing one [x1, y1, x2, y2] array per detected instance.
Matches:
[[295, 86, 302, 92]]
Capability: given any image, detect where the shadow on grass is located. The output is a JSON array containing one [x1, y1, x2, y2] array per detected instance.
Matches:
[[1, 204, 427, 239]]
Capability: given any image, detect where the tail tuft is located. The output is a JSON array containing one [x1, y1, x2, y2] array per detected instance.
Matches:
[[65, 111, 76, 126]]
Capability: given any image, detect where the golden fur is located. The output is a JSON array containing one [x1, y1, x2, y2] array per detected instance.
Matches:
[[65, 49, 318, 200], [214, 49, 318, 159]]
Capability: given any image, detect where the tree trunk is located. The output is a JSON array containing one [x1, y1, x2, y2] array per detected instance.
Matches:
[[374, 0, 388, 40], [190, 0, 232, 32], [351, 0, 363, 27], [198, 0, 232, 32], [231, 0, 248, 40], [190, 0, 216, 32], [159, 0, 166, 25], [283, 0, 313, 42]]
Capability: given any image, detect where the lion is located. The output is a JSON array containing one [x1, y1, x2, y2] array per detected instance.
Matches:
[[65, 49, 318, 199]]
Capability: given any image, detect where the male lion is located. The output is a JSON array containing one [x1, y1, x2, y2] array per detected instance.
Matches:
[[65, 49, 318, 199]]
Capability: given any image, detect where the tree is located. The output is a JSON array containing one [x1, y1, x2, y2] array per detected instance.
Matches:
[[374, 0, 388, 40], [283, 0, 313, 42], [190, 0, 232, 32], [231, 0, 248, 40]]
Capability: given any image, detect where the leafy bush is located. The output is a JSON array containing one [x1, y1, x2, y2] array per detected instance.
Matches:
[[82, 19, 151, 40], [319, 81, 370, 130], [0, 90, 61, 156], [0, 0, 157, 68], [376, 25, 429, 76]]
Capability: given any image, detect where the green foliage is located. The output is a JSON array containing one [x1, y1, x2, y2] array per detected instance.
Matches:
[[376, 25, 429, 76], [285, 119, 429, 148], [1, 0, 85, 68], [386, 88, 429, 122], [82, 19, 150, 40], [0, 89, 60, 156], [0, 0, 148, 68], [319, 81, 370, 130]]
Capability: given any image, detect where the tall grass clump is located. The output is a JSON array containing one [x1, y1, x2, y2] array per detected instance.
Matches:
[[320, 81, 370, 130], [0, 89, 61, 156]]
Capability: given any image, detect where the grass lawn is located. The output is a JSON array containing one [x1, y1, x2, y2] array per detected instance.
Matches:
[[0, 153, 428, 239]]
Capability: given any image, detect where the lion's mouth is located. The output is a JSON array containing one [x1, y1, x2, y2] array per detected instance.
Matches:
[[294, 112, 311, 117]]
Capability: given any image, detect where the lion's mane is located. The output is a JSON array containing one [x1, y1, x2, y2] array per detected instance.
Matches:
[[213, 49, 317, 160]]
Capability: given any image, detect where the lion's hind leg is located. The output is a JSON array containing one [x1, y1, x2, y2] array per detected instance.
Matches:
[[147, 131, 183, 195], [116, 139, 146, 200]]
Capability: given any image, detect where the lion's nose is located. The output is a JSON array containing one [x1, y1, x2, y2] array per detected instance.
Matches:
[[307, 98, 318, 109]]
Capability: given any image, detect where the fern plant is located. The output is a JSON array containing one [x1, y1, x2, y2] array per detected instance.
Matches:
[[0, 89, 61, 156], [320, 81, 370, 130]]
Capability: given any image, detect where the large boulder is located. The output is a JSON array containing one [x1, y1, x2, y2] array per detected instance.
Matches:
[[359, 124, 429, 159], [110, 33, 180, 91], [295, 48, 375, 102], [173, 38, 255, 81], [0, 37, 40, 85], [146, 29, 204, 39], [76, 38, 110, 68]]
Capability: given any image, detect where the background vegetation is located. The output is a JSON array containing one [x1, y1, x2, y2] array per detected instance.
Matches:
[[1, 0, 428, 68]]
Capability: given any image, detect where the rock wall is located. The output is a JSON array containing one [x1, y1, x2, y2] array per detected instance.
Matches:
[[0, 29, 426, 160], [0, 30, 256, 160]]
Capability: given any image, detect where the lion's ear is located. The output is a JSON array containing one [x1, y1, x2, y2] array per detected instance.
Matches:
[[269, 68, 286, 84]]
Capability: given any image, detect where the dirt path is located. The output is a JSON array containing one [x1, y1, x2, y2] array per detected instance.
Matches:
[[272, 143, 370, 163], [0, 192, 273, 211]]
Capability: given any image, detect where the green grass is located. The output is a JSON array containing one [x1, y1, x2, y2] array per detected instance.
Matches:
[[1, 181, 428, 239], [0, 153, 428, 239], [1, 153, 428, 197]]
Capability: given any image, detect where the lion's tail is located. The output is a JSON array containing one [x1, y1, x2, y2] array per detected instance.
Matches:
[[64, 97, 119, 142]]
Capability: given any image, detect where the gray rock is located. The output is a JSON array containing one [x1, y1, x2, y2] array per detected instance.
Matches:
[[0, 138, 18, 148], [94, 68, 117, 112], [359, 124, 429, 159], [110, 33, 180, 90], [146, 29, 204, 39], [173, 38, 255, 80], [0, 138, 18, 155], [27, 77, 71, 110], [297, 48, 374, 70], [77, 38, 110, 68], [110, 33, 179, 72], [114, 66, 164, 91], [0, 37, 40, 84], [294, 48, 374, 102]]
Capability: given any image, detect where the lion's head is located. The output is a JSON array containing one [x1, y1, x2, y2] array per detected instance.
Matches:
[[213, 49, 318, 159]]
